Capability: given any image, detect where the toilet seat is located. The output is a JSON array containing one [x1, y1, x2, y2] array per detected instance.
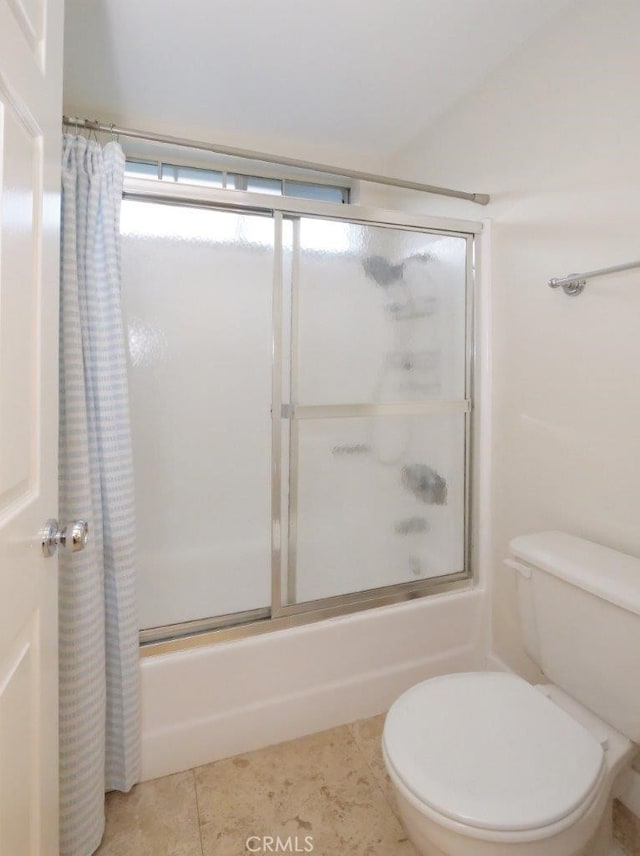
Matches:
[[383, 672, 605, 834]]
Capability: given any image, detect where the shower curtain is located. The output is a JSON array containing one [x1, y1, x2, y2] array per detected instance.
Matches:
[[59, 134, 140, 856]]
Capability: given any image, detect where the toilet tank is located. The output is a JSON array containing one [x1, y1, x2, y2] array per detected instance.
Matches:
[[508, 531, 640, 743]]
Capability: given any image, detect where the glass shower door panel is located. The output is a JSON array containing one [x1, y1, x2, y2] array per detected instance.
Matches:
[[285, 218, 469, 606], [290, 413, 466, 604], [120, 200, 274, 630], [294, 219, 467, 405]]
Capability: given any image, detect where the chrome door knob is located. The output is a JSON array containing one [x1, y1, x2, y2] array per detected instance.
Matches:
[[42, 519, 89, 557]]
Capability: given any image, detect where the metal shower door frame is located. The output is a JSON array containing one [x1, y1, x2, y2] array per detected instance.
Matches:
[[122, 177, 482, 651], [270, 211, 476, 620]]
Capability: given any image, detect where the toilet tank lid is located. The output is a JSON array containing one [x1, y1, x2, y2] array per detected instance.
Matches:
[[510, 531, 640, 617]]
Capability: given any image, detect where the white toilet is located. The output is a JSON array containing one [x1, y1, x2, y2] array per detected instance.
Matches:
[[383, 531, 640, 856]]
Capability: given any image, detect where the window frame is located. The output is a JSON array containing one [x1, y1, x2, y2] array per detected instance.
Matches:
[[124, 156, 351, 203]]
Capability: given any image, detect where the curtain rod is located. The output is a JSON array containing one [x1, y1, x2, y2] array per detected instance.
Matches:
[[63, 115, 490, 206], [549, 259, 640, 296]]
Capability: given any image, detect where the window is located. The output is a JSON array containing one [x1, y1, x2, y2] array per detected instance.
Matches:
[[124, 159, 158, 179], [284, 180, 348, 204], [124, 158, 350, 203], [162, 164, 224, 187]]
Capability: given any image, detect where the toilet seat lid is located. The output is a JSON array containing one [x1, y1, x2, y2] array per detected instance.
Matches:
[[383, 672, 604, 832]]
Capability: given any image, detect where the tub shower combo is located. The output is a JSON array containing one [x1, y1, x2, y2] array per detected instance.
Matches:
[[118, 176, 475, 647]]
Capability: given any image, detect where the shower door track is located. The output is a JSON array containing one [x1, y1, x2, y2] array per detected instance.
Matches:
[[139, 573, 472, 651], [129, 179, 482, 656]]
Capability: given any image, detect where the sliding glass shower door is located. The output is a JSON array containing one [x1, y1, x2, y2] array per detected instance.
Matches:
[[120, 195, 472, 641], [121, 201, 275, 631], [277, 217, 469, 609]]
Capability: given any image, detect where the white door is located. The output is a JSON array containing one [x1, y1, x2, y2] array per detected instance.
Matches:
[[0, 0, 64, 854]]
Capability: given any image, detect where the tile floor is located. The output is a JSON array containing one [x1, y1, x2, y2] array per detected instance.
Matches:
[[615, 800, 640, 856], [96, 714, 640, 856]]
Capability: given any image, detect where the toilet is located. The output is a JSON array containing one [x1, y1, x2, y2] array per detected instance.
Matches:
[[383, 531, 640, 856]]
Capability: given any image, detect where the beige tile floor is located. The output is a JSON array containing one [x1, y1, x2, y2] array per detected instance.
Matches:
[[96, 714, 640, 856], [615, 800, 640, 856]]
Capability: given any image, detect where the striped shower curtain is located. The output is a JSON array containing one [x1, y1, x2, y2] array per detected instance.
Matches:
[[59, 135, 140, 856]]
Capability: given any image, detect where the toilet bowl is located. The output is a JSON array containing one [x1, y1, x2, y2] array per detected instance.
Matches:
[[383, 532, 640, 856], [383, 671, 634, 856]]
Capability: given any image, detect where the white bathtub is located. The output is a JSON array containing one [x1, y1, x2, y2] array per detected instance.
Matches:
[[140, 586, 487, 780]]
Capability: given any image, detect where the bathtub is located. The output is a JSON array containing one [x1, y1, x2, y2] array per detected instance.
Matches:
[[140, 585, 487, 780]]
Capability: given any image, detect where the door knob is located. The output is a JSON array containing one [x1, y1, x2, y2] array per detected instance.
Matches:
[[42, 519, 89, 557]]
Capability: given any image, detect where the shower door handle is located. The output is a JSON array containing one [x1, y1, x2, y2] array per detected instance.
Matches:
[[41, 519, 89, 557]]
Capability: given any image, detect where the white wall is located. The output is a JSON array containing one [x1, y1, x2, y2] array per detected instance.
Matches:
[[386, 0, 640, 677]]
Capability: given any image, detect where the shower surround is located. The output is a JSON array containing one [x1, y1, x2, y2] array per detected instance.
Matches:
[[117, 181, 491, 778]]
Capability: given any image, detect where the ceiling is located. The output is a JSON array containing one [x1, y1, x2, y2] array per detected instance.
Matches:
[[63, 0, 574, 166]]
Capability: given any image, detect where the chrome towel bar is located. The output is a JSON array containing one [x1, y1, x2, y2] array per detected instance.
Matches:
[[549, 260, 640, 296]]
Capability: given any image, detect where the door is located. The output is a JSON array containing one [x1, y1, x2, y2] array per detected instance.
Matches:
[[0, 1, 64, 854], [277, 217, 470, 611], [120, 200, 275, 631]]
